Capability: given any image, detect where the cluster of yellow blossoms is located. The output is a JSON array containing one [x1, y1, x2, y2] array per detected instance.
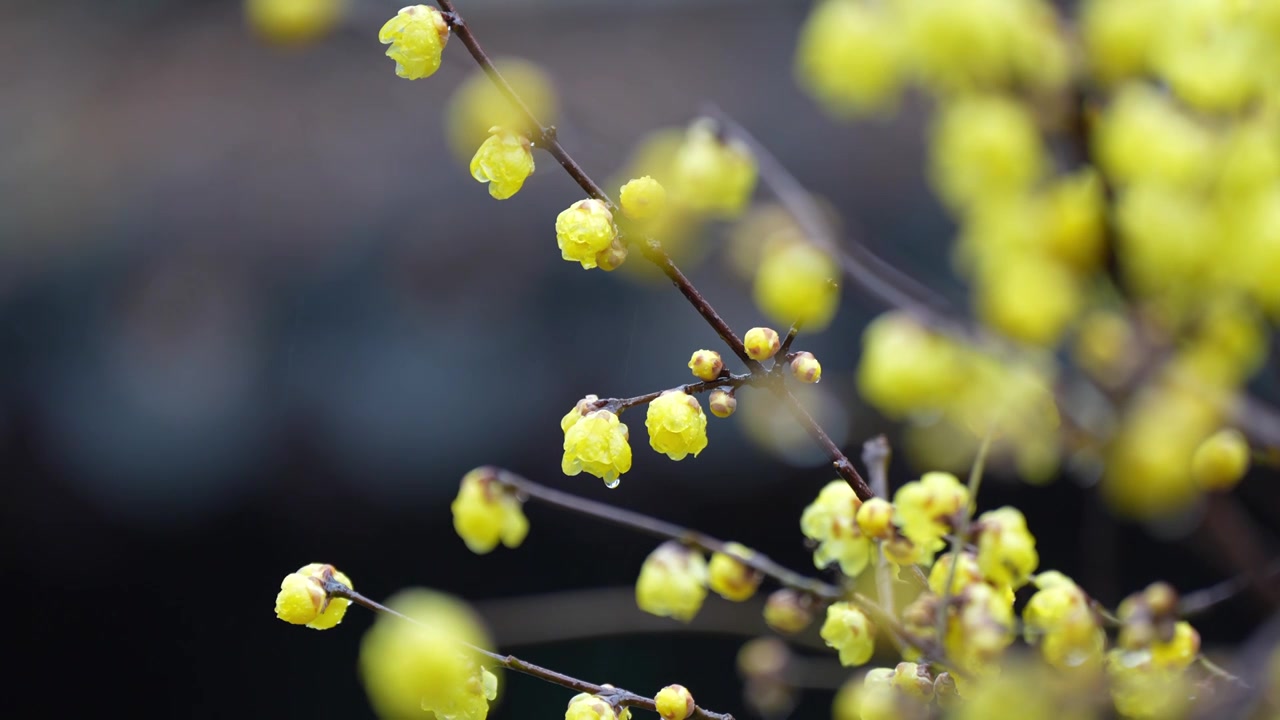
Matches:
[[263, 1, 1280, 718], [798, 0, 1272, 518], [559, 326, 823, 487]]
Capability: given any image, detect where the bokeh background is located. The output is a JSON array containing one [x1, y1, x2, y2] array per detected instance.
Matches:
[[3, 0, 1277, 716]]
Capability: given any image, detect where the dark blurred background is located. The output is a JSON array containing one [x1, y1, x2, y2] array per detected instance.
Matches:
[[3, 0, 1276, 717]]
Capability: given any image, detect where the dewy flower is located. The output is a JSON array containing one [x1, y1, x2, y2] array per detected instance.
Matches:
[[470, 128, 534, 199], [274, 563, 352, 629], [801, 480, 874, 576], [451, 467, 529, 554], [378, 5, 450, 80], [359, 589, 498, 720], [562, 395, 632, 487], [645, 390, 709, 460], [636, 541, 709, 622], [556, 199, 617, 269]]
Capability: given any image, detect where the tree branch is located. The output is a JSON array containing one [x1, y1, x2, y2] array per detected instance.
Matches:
[[434, 0, 871, 498], [324, 576, 735, 720]]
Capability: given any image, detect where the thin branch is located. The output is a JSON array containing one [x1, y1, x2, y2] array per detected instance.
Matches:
[[777, 321, 804, 359], [434, 1, 872, 499], [706, 107, 960, 335], [484, 467, 959, 669], [593, 373, 755, 414], [436, 0, 608, 204], [936, 432, 993, 643], [487, 467, 841, 601], [324, 577, 735, 720], [1180, 558, 1280, 618]]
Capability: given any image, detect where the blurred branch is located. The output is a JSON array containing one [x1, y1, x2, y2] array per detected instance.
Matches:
[[485, 467, 956, 667], [325, 574, 736, 719], [476, 586, 830, 651]]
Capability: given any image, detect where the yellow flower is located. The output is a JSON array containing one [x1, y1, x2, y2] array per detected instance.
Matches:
[[451, 468, 529, 554], [820, 602, 875, 667], [754, 240, 840, 331], [930, 94, 1046, 212], [245, 0, 345, 45], [670, 120, 757, 217], [795, 0, 905, 118], [893, 472, 969, 560], [566, 693, 632, 720], [359, 589, 497, 720], [378, 5, 449, 80], [974, 507, 1039, 589], [562, 397, 632, 487], [645, 390, 709, 461], [1191, 428, 1250, 491], [470, 128, 534, 200], [708, 542, 763, 602], [654, 685, 695, 720], [620, 176, 667, 221], [556, 199, 617, 269], [856, 312, 963, 418], [274, 563, 352, 630], [1150, 622, 1200, 670], [743, 327, 781, 361], [636, 541, 708, 622], [687, 350, 724, 382], [1023, 573, 1104, 670], [801, 480, 874, 576], [927, 551, 983, 597]]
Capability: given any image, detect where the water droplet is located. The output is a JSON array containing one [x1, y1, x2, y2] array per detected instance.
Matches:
[[605, 478, 621, 489]]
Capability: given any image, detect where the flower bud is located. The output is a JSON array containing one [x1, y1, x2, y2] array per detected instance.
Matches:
[[708, 542, 764, 602], [688, 350, 725, 382], [274, 563, 352, 630], [789, 351, 822, 383], [1191, 428, 1250, 491], [595, 237, 629, 272], [620, 176, 667, 221], [855, 497, 894, 540], [744, 327, 781, 360], [708, 388, 737, 418], [655, 684, 695, 720], [763, 589, 814, 635]]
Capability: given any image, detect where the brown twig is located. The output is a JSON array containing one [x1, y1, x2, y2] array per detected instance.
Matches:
[[324, 577, 735, 720], [435, 0, 872, 498], [592, 373, 756, 414], [482, 467, 958, 667], [485, 467, 842, 601]]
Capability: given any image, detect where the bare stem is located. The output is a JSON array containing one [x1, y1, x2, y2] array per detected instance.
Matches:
[[593, 373, 755, 414], [433, 1, 871, 499], [936, 432, 993, 642], [486, 467, 841, 601], [324, 577, 735, 720]]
